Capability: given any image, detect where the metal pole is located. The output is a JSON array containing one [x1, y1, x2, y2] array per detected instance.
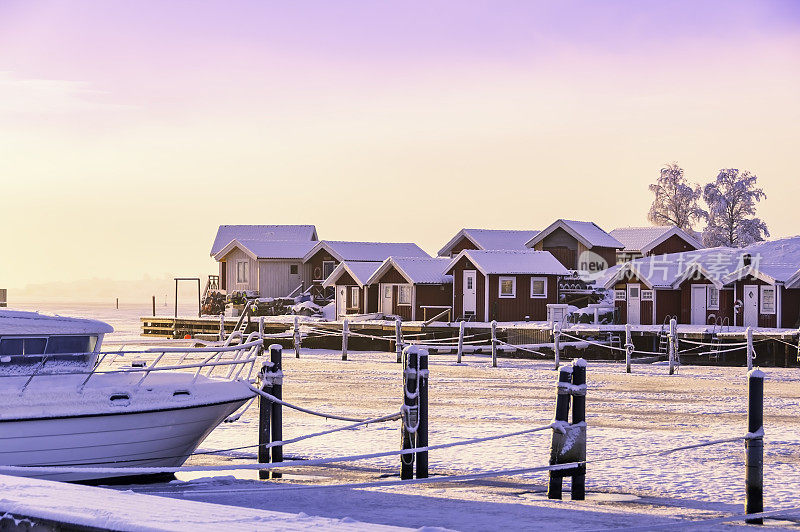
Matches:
[[625, 323, 632, 374], [571, 359, 587, 500], [745, 368, 764, 524], [293, 315, 301, 358], [342, 318, 349, 361], [457, 320, 464, 364], [269, 344, 283, 479], [668, 318, 676, 375], [416, 348, 429, 479], [491, 320, 498, 367], [395, 319, 403, 363], [746, 327, 754, 371], [553, 323, 561, 370]]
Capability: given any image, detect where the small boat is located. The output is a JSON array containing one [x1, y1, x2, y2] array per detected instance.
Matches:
[[0, 310, 260, 482]]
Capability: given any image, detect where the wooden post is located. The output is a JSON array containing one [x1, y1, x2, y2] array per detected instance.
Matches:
[[257, 359, 273, 480], [796, 328, 800, 365], [548, 365, 572, 499], [401, 346, 419, 480], [668, 318, 676, 375], [553, 323, 561, 370], [152, 295, 156, 317], [116, 297, 119, 310], [746, 327, 754, 371], [293, 316, 301, 358], [269, 344, 283, 479], [457, 320, 465, 364], [395, 319, 403, 363], [258, 316, 264, 338], [342, 318, 349, 361], [625, 323, 632, 374], [416, 348, 429, 479], [571, 359, 587, 500], [219, 313, 225, 341], [491, 320, 498, 367], [745, 368, 764, 524]]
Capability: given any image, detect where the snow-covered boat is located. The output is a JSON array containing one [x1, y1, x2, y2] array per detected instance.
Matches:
[[0, 310, 259, 482]]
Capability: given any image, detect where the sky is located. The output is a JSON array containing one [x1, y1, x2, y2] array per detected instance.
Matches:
[[1, 0, 799, 293]]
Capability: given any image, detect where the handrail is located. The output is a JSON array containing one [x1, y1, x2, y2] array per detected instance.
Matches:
[[286, 283, 304, 298], [422, 308, 451, 326]]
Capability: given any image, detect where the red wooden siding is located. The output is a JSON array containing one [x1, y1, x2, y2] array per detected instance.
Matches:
[[648, 234, 699, 256], [450, 256, 486, 321], [731, 276, 778, 327], [415, 284, 453, 321], [486, 274, 558, 321], [376, 267, 407, 284], [449, 236, 480, 256], [783, 288, 800, 328], [305, 249, 339, 284], [655, 289, 681, 324]]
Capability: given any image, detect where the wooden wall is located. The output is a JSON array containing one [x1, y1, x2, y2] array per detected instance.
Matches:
[[487, 274, 558, 322], [648, 234, 699, 256], [450, 255, 486, 321]]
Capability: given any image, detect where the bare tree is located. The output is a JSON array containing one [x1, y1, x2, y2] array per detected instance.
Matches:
[[703, 168, 769, 247], [647, 163, 707, 232]]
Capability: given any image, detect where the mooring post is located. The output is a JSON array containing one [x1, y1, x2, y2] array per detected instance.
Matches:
[[293, 315, 301, 358], [342, 318, 349, 361], [668, 318, 676, 375], [416, 348, 429, 479], [796, 328, 800, 364], [152, 295, 156, 317], [219, 313, 225, 341], [491, 320, 498, 367], [257, 359, 273, 480], [625, 323, 633, 374], [258, 316, 264, 339], [401, 345, 419, 480], [116, 297, 119, 310], [457, 320, 465, 363], [746, 327, 754, 371], [745, 368, 765, 524], [571, 358, 587, 500], [395, 319, 403, 363], [548, 364, 573, 500], [553, 323, 561, 370], [269, 343, 283, 479]]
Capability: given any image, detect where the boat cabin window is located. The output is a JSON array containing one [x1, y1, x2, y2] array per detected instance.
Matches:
[[0, 337, 47, 356], [46, 335, 94, 354], [0, 335, 96, 357]]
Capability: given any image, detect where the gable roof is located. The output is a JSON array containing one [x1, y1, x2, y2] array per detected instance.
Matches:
[[214, 239, 317, 261], [368, 257, 453, 285], [322, 261, 383, 288], [437, 228, 540, 257], [304, 241, 429, 263], [609, 226, 703, 254], [210, 225, 317, 256], [446, 250, 570, 277], [525, 219, 623, 250]]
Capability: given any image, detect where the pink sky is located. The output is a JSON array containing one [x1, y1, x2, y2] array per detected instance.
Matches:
[[1, 1, 799, 290]]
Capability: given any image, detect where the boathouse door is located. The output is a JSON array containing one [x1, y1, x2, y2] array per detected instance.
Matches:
[[626, 284, 640, 325], [743, 285, 759, 327], [381, 284, 394, 315], [337, 286, 347, 319], [690, 285, 707, 325], [463, 270, 477, 316]]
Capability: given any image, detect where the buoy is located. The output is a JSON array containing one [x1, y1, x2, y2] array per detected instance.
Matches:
[[184, 334, 192, 340]]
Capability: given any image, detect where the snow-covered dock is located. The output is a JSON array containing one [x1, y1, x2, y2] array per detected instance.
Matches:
[[0, 474, 409, 531]]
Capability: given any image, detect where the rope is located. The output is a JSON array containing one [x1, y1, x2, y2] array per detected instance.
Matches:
[[248, 384, 398, 423], [496, 340, 552, 357], [559, 332, 666, 356], [593, 505, 800, 531]]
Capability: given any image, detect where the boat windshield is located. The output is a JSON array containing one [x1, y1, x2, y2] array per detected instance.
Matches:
[[0, 335, 98, 364]]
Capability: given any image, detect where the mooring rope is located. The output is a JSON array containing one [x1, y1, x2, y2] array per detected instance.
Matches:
[[247, 384, 398, 423]]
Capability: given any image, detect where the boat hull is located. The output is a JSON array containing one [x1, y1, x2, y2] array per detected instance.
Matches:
[[0, 399, 247, 482]]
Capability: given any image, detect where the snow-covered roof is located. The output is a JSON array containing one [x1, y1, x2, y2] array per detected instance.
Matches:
[[214, 239, 316, 261], [210, 225, 317, 256], [0, 310, 113, 335], [322, 261, 383, 288], [525, 219, 623, 250], [368, 257, 453, 285], [437, 229, 539, 256], [304, 241, 429, 263], [609, 226, 703, 254], [447, 250, 571, 277]]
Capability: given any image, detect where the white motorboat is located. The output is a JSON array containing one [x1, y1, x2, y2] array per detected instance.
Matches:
[[0, 310, 260, 482]]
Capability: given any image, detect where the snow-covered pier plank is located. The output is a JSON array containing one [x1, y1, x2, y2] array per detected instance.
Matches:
[[0, 474, 410, 531]]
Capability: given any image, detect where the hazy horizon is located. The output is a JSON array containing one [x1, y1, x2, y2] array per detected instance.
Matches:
[[2, 0, 799, 290]]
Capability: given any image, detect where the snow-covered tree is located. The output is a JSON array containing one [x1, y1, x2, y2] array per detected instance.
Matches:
[[647, 163, 707, 232], [703, 168, 769, 247]]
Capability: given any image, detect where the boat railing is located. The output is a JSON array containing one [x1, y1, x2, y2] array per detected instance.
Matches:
[[9, 334, 265, 395]]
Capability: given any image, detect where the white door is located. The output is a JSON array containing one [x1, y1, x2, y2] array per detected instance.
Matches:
[[337, 286, 347, 319], [288, 264, 302, 293], [743, 285, 759, 327], [381, 284, 394, 315], [690, 285, 707, 325], [626, 284, 640, 325], [463, 270, 477, 314]]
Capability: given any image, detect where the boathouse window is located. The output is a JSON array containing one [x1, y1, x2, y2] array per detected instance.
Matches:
[[530, 277, 547, 298], [760, 286, 776, 314], [641, 290, 654, 301], [236, 261, 249, 284], [349, 287, 360, 309], [322, 261, 336, 281], [615, 290, 626, 301], [398, 285, 412, 305], [707, 286, 720, 310], [499, 277, 516, 298], [289, 264, 299, 275]]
